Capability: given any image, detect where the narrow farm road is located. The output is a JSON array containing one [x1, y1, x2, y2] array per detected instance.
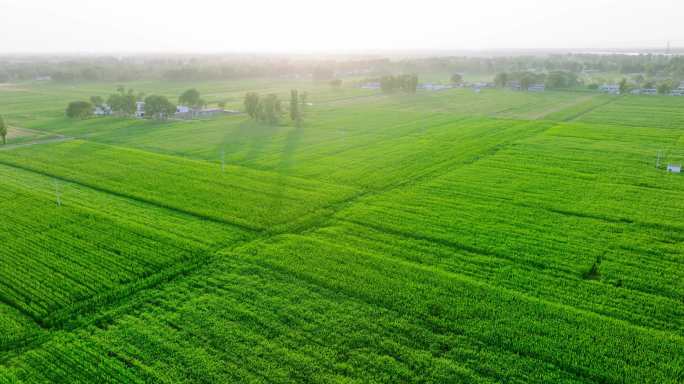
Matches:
[[0, 136, 74, 151]]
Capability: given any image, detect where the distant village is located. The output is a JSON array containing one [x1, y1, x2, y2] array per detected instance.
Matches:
[[598, 81, 684, 96], [360, 76, 684, 96], [93, 102, 234, 119], [67, 88, 241, 120]]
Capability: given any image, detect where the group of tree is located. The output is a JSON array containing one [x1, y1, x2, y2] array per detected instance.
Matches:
[[143, 95, 176, 119], [244, 90, 307, 125], [450, 73, 463, 84], [66, 101, 94, 119], [612, 77, 679, 94], [67, 87, 142, 119], [379, 74, 418, 93], [545, 71, 580, 88], [178, 88, 206, 109], [0, 115, 7, 145], [106, 86, 141, 116], [244, 92, 282, 125], [494, 70, 579, 90], [6, 54, 684, 85]]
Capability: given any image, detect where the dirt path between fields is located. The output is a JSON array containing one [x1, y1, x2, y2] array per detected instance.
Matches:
[[0, 130, 73, 151]]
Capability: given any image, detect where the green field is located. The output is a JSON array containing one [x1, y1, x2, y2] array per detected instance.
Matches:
[[0, 79, 683, 383]]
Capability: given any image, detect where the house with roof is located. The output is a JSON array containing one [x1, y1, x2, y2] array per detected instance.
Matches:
[[93, 104, 112, 116], [671, 84, 684, 96], [631, 88, 658, 95], [174, 105, 226, 119], [528, 83, 545, 92], [599, 84, 620, 94], [360, 82, 381, 90], [135, 101, 145, 118], [419, 83, 452, 91], [667, 164, 681, 173]]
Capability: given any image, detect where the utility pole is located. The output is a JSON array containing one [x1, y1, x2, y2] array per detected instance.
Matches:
[[656, 150, 662, 169], [54, 180, 61, 207], [221, 149, 225, 173]]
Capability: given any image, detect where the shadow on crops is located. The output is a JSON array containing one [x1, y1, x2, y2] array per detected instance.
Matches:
[[221, 119, 277, 166], [268, 124, 303, 218]]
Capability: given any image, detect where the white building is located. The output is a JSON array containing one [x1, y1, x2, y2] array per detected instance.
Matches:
[[599, 84, 620, 94], [632, 88, 658, 95], [667, 164, 681, 173], [174, 106, 225, 119], [419, 83, 452, 91], [135, 101, 145, 118], [360, 82, 381, 90], [93, 104, 112, 116], [671, 87, 684, 96], [507, 81, 522, 91], [528, 83, 545, 92]]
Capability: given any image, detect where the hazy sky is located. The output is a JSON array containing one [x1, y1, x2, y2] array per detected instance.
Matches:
[[1, 0, 682, 53]]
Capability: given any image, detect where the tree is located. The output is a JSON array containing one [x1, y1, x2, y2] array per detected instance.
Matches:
[[618, 78, 629, 95], [402, 74, 418, 93], [179, 89, 201, 108], [329, 79, 342, 88], [217, 100, 227, 109], [289, 89, 301, 125], [244, 92, 260, 118], [657, 81, 674, 95], [494, 72, 509, 88], [520, 73, 535, 91], [257, 94, 282, 125], [545, 71, 579, 89], [450, 73, 463, 84], [379, 74, 418, 93], [144, 95, 176, 120], [380, 76, 396, 93], [107, 87, 137, 116], [66, 101, 93, 119], [90, 96, 104, 107], [0, 115, 7, 145]]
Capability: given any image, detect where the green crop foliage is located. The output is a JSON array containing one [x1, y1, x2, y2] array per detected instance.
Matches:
[[1, 79, 683, 383]]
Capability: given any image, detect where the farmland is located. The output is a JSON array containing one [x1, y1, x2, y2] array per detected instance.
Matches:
[[0, 78, 683, 383]]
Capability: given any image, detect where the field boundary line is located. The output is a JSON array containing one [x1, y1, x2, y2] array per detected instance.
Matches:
[[232, 234, 684, 367], [225, 239, 598, 383], [0, 136, 74, 151], [560, 96, 619, 122], [0, 159, 262, 234]]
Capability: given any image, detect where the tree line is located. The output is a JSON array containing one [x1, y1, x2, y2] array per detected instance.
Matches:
[[379, 75, 418, 93], [5, 54, 684, 85], [244, 90, 307, 126], [66, 87, 218, 120], [493, 71, 579, 90]]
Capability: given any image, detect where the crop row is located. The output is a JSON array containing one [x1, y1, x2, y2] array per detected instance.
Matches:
[[575, 95, 684, 128], [0, 140, 359, 232], [5, 228, 681, 383], [268, 117, 555, 190], [2, 253, 598, 384], [0, 167, 251, 326], [231, 234, 684, 383], [330, 122, 684, 333]]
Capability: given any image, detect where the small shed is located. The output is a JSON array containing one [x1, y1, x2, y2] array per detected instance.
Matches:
[[667, 164, 681, 173]]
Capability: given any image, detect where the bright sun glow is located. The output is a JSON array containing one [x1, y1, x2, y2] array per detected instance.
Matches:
[[1, 0, 682, 53]]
